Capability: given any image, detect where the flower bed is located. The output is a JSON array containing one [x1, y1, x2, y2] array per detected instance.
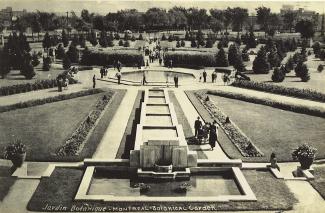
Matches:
[[231, 80, 325, 103], [0, 78, 78, 96], [81, 49, 144, 67], [195, 91, 263, 157], [0, 89, 104, 113], [56, 92, 115, 156], [163, 51, 216, 68], [207, 90, 325, 118]]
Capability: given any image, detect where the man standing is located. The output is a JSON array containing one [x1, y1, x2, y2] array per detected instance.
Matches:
[[194, 117, 202, 138], [174, 75, 179, 88], [116, 71, 121, 84], [203, 69, 207, 83], [92, 75, 96, 88]]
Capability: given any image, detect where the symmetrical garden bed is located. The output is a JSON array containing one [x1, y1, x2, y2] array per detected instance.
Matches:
[[194, 91, 263, 157], [163, 51, 216, 68], [56, 91, 115, 156], [232, 80, 325, 103]]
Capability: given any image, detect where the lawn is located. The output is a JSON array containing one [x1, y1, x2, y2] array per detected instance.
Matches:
[[0, 90, 121, 162], [27, 167, 297, 211], [245, 53, 325, 93], [115, 90, 143, 159], [310, 166, 325, 200], [208, 94, 325, 162]]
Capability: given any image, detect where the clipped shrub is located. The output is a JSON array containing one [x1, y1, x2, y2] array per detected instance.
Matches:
[[241, 49, 250, 62], [31, 52, 40, 67], [123, 40, 130, 47], [285, 56, 294, 73], [56, 44, 65, 60], [168, 34, 174, 42], [81, 50, 144, 67], [161, 33, 167, 41], [131, 35, 136, 42], [138, 33, 143, 40], [42, 56, 52, 71], [63, 55, 71, 70], [163, 51, 216, 68], [114, 33, 120, 40], [21, 62, 36, 79], [317, 64, 324, 72], [118, 39, 124, 46], [205, 39, 213, 48], [271, 67, 285, 82], [215, 48, 229, 67], [66, 44, 79, 63], [176, 40, 181, 48], [190, 39, 197, 48], [253, 47, 270, 74], [180, 39, 185, 47]]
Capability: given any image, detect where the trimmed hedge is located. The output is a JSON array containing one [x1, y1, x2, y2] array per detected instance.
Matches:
[[163, 51, 216, 68], [232, 80, 325, 103], [207, 90, 325, 118], [195, 91, 263, 157], [0, 78, 78, 97], [56, 91, 114, 156], [81, 50, 144, 67], [0, 89, 104, 113]]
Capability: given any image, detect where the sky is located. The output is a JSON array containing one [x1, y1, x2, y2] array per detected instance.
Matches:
[[0, 0, 324, 15]]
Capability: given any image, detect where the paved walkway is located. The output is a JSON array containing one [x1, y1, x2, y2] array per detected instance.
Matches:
[[93, 88, 138, 159], [173, 89, 230, 161]]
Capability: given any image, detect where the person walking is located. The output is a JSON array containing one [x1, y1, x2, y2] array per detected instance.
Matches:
[[117, 60, 121, 72], [115, 71, 121, 84], [209, 121, 218, 150], [92, 75, 96, 88], [203, 69, 207, 83], [100, 67, 104, 79], [142, 71, 148, 85], [174, 75, 179, 88], [211, 71, 216, 83], [194, 117, 202, 138]]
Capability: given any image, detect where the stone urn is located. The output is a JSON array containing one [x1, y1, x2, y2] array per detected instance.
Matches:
[[299, 157, 314, 170], [11, 152, 26, 167]]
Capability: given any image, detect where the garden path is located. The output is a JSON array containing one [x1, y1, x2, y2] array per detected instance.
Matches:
[[173, 89, 229, 161], [93, 88, 138, 159]]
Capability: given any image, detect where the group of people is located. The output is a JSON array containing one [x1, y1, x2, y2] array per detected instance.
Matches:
[[194, 117, 219, 150], [99, 66, 109, 78], [199, 69, 218, 83]]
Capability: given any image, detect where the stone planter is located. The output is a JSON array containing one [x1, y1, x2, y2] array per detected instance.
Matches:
[[11, 152, 26, 167], [299, 157, 313, 170]]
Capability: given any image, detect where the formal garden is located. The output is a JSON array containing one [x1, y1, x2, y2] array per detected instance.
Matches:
[[0, 3, 325, 212]]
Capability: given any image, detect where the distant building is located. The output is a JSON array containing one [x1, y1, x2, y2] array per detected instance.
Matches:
[[0, 7, 27, 28]]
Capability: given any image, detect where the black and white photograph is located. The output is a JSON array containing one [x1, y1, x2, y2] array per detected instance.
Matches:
[[0, 0, 324, 212]]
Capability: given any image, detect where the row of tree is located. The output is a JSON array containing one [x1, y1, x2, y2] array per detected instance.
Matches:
[[6, 6, 318, 37]]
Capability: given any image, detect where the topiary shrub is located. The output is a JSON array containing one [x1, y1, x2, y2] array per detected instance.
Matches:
[[205, 39, 213, 48], [190, 39, 197, 48], [317, 64, 324, 72], [114, 33, 120, 40], [253, 47, 270, 74], [31, 52, 40, 67], [42, 56, 52, 71], [180, 39, 185, 47], [168, 34, 174, 42], [118, 39, 124, 46], [63, 55, 71, 70], [176, 40, 180, 48], [123, 40, 130, 47], [271, 67, 285, 82], [56, 44, 65, 60], [21, 62, 36, 79], [215, 48, 229, 67], [241, 49, 250, 62], [66, 44, 79, 63], [161, 33, 167, 41], [138, 33, 143, 40], [295, 61, 310, 82], [312, 42, 321, 57]]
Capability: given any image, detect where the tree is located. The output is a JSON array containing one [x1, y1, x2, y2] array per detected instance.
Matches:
[[66, 44, 79, 63], [285, 56, 294, 73], [215, 48, 229, 67], [268, 49, 281, 69], [253, 47, 270, 74], [282, 11, 297, 32], [0, 45, 10, 78], [231, 7, 248, 35], [205, 39, 213, 48], [176, 40, 181, 48], [161, 33, 167, 41], [63, 55, 71, 70], [256, 7, 271, 35], [271, 66, 285, 82], [295, 20, 315, 40], [119, 39, 124, 46], [233, 53, 246, 72], [185, 31, 190, 40], [241, 49, 250, 62], [190, 38, 197, 48], [294, 61, 310, 82], [79, 34, 86, 48], [228, 44, 240, 66], [138, 33, 143, 40], [62, 30, 69, 47], [99, 31, 108, 47], [247, 30, 257, 48]]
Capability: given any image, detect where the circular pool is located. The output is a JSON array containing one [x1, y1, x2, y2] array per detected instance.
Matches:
[[120, 70, 196, 84]]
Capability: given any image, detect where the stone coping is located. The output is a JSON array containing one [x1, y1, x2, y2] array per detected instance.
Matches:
[[74, 166, 257, 202]]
